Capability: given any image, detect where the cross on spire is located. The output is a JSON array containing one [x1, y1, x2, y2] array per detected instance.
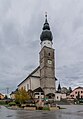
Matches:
[[45, 12, 47, 18], [45, 12, 48, 23]]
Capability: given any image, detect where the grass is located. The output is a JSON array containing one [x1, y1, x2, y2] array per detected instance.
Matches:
[[43, 107, 50, 111]]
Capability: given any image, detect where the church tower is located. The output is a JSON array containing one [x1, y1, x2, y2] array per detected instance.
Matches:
[[40, 14, 56, 99]]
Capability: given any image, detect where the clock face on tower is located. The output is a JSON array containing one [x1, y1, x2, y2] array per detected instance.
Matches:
[[48, 59, 52, 64]]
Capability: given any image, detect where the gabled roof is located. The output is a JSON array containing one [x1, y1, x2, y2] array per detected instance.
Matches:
[[18, 65, 57, 87], [33, 87, 44, 93], [10, 89, 18, 95], [73, 86, 83, 91], [70, 87, 83, 95], [18, 66, 40, 87], [0, 93, 4, 96]]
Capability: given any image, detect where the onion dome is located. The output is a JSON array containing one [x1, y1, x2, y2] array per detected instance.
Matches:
[[40, 14, 53, 42]]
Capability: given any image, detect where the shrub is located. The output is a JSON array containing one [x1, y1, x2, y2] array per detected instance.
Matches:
[[8, 102, 16, 106], [0, 101, 6, 105], [43, 107, 50, 111]]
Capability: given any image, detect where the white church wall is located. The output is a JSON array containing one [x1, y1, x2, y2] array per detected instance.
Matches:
[[18, 78, 31, 91], [31, 77, 40, 90], [32, 68, 40, 77], [18, 67, 40, 92]]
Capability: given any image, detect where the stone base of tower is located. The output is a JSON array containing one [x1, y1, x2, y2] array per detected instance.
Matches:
[[43, 87, 55, 100]]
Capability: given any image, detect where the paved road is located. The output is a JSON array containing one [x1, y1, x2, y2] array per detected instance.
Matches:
[[0, 105, 83, 119]]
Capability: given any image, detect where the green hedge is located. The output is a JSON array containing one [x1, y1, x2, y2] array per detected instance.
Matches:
[[8, 102, 16, 106], [43, 107, 50, 111], [0, 101, 6, 105]]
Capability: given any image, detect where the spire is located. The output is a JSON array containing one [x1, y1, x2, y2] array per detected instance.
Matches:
[[43, 12, 50, 30], [57, 82, 61, 93], [40, 13, 53, 42], [45, 12, 48, 23]]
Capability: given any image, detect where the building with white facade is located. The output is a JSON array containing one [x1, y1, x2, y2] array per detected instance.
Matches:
[[55, 83, 66, 101], [18, 14, 57, 100]]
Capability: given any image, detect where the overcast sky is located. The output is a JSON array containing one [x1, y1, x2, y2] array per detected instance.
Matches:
[[0, 0, 83, 94]]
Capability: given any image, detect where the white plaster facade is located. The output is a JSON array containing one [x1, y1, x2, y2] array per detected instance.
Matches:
[[18, 67, 40, 91], [17, 16, 57, 99], [34, 92, 44, 99], [41, 40, 52, 49], [30, 77, 40, 90], [55, 93, 66, 101]]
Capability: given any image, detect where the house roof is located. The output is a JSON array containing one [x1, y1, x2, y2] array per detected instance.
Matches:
[[33, 87, 44, 92], [56, 91, 61, 93], [0, 93, 4, 96], [18, 66, 40, 87], [73, 86, 83, 92], [10, 89, 18, 95]]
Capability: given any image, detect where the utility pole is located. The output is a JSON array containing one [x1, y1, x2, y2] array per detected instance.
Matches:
[[6, 87, 9, 98], [6, 87, 9, 94]]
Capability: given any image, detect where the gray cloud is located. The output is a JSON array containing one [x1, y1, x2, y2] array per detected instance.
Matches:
[[0, 0, 83, 93], [56, 61, 83, 88]]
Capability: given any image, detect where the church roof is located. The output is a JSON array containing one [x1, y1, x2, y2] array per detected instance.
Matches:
[[18, 66, 40, 87], [18, 65, 57, 87]]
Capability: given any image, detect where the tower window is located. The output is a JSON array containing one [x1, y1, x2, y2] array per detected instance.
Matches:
[[48, 53, 50, 56]]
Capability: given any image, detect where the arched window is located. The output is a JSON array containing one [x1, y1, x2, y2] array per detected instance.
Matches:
[[48, 53, 50, 56]]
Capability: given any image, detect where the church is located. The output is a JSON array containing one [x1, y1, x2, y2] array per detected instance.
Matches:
[[18, 14, 57, 100]]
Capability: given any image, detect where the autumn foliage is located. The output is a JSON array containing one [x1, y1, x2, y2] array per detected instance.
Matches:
[[15, 88, 30, 104]]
